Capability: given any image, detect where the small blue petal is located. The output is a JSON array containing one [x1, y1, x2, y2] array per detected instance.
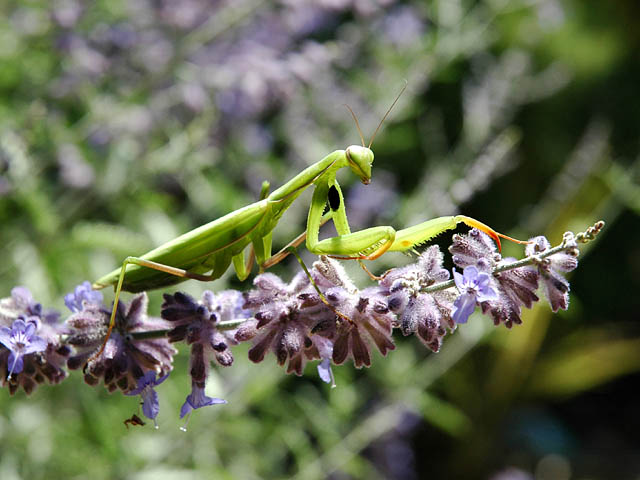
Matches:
[[24, 336, 48, 354], [317, 358, 333, 384], [453, 269, 465, 290], [475, 273, 491, 290], [8, 352, 24, 376], [477, 287, 498, 302], [0, 327, 12, 349], [141, 388, 160, 420], [452, 293, 477, 324], [63, 293, 77, 313], [23, 321, 36, 338], [155, 372, 170, 386], [180, 384, 226, 419], [180, 399, 193, 419], [463, 266, 479, 283]]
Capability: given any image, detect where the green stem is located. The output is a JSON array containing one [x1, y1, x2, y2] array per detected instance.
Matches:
[[125, 318, 249, 341]]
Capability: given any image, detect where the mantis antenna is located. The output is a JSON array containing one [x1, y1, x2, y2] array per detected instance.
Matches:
[[343, 104, 366, 147], [368, 81, 408, 148]]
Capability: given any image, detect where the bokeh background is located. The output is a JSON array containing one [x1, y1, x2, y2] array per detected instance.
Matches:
[[1, 0, 638, 479]]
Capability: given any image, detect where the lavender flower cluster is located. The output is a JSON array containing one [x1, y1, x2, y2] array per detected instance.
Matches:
[[0, 222, 603, 428], [0, 287, 70, 395]]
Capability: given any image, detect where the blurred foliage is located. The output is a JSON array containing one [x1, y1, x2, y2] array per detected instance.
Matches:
[[0, 0, 638, 479]]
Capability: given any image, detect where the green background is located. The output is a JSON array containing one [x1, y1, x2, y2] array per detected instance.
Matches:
[[1, 0, 638, 478]]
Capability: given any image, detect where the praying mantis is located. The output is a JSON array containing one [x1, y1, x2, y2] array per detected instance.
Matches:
[[91, 96, 526, 358]]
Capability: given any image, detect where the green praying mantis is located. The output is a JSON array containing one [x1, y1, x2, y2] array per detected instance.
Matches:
[[91, 95, 527, 359]]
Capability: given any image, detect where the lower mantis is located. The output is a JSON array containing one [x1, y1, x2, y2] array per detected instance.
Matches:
[[92, 142, 525, 358]]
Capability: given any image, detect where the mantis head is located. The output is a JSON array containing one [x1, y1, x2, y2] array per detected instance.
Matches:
[[345, 145, 374, 184], [343, 83, 406, 185]]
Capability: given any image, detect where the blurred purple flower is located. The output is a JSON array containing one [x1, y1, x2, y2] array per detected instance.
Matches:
[[380, 5, 425, 48], [2, 286, 44, 319], [452, 266, 498, 324]]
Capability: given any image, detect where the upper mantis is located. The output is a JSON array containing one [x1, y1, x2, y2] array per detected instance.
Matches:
[[91, 102, 525, 358]]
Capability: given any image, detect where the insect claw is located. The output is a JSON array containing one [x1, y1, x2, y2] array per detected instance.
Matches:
[[457, 215, 531, 252], [358, 260, 382, 281]]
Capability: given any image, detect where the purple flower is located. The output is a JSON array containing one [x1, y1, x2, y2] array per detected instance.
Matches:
[[0, 318, 48, 380], [313, 335, 335, 387], [236, 256, 395, 375], [481, 259, 540, 328], [380, 246, 451, 293], [449, 228, 501, 272], [380, 247, 455, 352], [67, 293, 176, 393], [450, 230, 542, 328], [161, 289, 249, 391], [125, 370, 169, 427], [1, 287, 69, 394], [238, 271, 333, 375], [310, 257, 396, 368], [452, 266, 498, 324], [179, 381, 227, 429], [1, 286, 47, 321], [323, 287, 396, 368], [397, 293, 453, 352], [525, 236, 577, 312], [64, 281, 104, 313]]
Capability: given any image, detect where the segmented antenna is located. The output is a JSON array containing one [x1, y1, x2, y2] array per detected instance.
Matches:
[[344, 104, 365, 147], [368, 81, 408, 148]]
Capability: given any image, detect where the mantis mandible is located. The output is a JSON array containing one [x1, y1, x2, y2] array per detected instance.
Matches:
[[91, 94, 525, 359]]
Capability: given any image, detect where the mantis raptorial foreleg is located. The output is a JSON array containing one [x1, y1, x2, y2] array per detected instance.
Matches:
[[305, 179, 527, 261], [305, 178, 396, 260], [261, 211, 334, 270], [93, 256, 220, 360]]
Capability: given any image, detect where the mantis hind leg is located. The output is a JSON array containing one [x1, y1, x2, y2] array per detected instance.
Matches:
[[87, 256, 219, 364]]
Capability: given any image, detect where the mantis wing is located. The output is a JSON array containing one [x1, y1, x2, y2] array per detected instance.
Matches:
[[94, 200, 271, 292]]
